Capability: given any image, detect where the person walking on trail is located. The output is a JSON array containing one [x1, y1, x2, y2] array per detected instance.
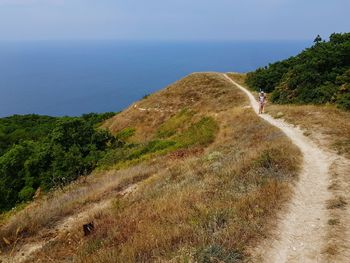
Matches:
[[258, 91, 267, 114]]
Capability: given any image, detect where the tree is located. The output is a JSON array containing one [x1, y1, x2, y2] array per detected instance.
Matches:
[[0, 112, 117, 211], [0, 142, 33, 210], [246, 32, 350, 109], [314, 34, 322, 44]]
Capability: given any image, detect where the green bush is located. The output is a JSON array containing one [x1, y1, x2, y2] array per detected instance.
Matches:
[[0, 113, 116, 211], [337, 93, 350, 110], [246, 32, 350, 110], [18, 186, 35, 201]]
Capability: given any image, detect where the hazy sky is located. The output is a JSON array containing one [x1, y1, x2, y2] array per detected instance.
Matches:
[[0, 0, 349, 41]]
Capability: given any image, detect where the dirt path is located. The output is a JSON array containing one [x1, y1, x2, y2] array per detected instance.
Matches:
[[1, 74, 347, 263], [223, 74, 339, 262]]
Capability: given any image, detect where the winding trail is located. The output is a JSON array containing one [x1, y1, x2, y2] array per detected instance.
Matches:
[[1, 74, 346, 263], [223, 74, 336, 262]]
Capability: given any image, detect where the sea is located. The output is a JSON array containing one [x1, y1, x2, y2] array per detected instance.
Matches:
[[0, 40, 309, 117]]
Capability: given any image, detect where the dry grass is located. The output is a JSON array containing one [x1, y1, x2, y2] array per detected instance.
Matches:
[[102, 73, 246, 142], [0, 73, 301, 262], [226, 72, 247, 86], [75, 110, 299, 263], [228, 72, 350, 158], [229, 72, 350, 262], [327, 196, 348, 210], [0, 163, 159, 249], [38, 112, 300, 262], [266, 105, 350, 157]]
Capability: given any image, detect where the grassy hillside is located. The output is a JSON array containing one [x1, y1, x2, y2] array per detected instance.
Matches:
[[0, 73, 301, 262], [230, 72, 350, 159], [246, 32, 350, 110], [267, 105, 350, 158]]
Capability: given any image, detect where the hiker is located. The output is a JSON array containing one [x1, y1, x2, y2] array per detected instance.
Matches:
[[258, 91, 267, 114]]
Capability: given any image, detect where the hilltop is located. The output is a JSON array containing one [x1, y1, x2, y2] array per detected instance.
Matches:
[[0, 73, 301, 262], [1, 68, 349, 262]]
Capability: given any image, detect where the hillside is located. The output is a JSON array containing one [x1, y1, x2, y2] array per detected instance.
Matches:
[[102, 73, 245, 142], [0, 73, 301, 262], [246, 32, 350, 110], [230, 72, 350, 262]]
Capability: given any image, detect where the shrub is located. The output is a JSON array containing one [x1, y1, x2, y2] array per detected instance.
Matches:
[[337, 93, 350, 110], [0, 113, 116, 211], [18, 186, 35, 201], [246, 32, 350, 110]]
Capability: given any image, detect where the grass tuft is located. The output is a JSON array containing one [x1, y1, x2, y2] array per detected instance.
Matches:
[[195, 244, 244, 263]]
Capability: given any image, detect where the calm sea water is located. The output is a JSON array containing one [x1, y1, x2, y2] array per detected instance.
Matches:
[[0, 41, 309, 117]]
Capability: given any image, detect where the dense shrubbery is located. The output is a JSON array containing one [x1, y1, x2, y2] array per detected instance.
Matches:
[[0, 110, 219, 211], [246, 33, 350, 110], [0, 113, 116, 211]]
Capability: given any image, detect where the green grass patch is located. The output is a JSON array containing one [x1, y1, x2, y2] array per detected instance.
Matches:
[[157, 109, 195, 138], [99, 116, 219, 169], [175, 117, 219, 147], [115, 127, 136, 141]]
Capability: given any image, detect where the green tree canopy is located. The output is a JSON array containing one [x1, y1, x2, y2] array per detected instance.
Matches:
[[246, 32, 350, 110]]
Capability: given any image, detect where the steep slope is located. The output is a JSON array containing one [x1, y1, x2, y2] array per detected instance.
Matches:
[[0, 73, 301, 263], [102, 73, 244, 142]]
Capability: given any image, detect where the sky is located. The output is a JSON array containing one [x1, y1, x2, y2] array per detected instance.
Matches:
[[0, 0, 349, 41]]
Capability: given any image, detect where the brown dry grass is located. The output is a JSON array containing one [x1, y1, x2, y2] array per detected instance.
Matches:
[[230, 72, 350, 262], [0, 163, 159, 249], [228, 72, 350, 158], [102, 72, 246, 142], [0, 73, 301, 262], [36, 103, 300, 261], [71, 110, 299, 263], [266, 105, 350, 158]]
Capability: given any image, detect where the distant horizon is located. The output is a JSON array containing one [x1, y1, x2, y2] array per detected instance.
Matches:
[[0, 0, 348, 42], [0, 38, 314, 43], [0, 41, 308, 117]]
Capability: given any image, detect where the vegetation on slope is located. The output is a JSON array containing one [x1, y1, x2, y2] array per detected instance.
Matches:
[[266, 104, 350, 158], [0, 73, 301, 262], [0, 113, 115, 211], [230, 72, 350, 158], [99, 112, 218, 169], [71, 109, 300, 263], [246, 32, 350, 109]]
